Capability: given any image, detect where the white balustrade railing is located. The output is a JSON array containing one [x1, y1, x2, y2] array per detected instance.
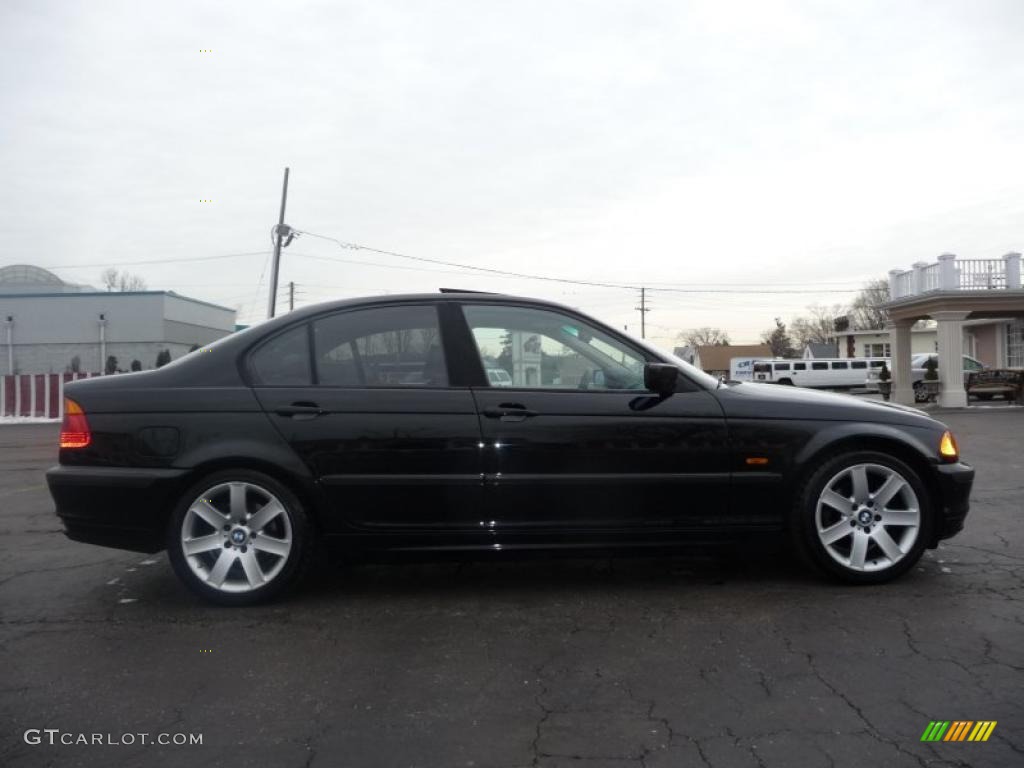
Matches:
[[889, 252, 1022, 299]]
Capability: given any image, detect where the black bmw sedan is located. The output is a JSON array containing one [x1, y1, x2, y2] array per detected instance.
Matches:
[[46, 292, 974, 604]]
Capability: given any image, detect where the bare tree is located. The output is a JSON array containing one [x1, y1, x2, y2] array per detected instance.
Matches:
[[677, 327, 731, 348], [790, 303, 846, 347], [849, 279, 889, 330], [100, 268, 147, 292]]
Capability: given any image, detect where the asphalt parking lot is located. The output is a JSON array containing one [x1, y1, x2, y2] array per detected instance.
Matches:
[[1, 413, 1022, 768]]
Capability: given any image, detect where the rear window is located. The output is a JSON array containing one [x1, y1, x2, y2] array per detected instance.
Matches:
[[249, 325, 312, 386]]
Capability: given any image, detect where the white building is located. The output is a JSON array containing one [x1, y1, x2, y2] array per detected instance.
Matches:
[[1, 264, 236, 374]]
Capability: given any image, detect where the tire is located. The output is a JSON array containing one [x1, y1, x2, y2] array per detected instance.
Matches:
[[777, 378, 794, 386], [791, 451, 933, 584], [166, 469, 317, 605], [913, 382, 929, 403], [974, 393, 993, 401]]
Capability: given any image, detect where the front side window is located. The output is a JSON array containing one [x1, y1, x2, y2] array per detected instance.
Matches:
[[463, 305, 646, 390], [313, 305, 448, 387], [250, 325, 312, 386]]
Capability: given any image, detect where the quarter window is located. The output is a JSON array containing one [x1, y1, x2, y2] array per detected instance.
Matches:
[[313, 305, 448, 387], [249, 325, 312, 386], [463, 305, 646, 390]]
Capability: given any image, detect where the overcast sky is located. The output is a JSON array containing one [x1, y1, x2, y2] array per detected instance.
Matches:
[[2, 0, 1022, 346]]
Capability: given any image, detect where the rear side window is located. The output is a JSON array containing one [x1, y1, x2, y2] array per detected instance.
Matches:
[[313, 305, 448, 387], [851, 361, 867, 369], [812, 362, 828, 370], [774, 363, 790, 371], [250, 325, 312, 386], [831, 362, 849, 370], [794, 363, 806, 370]]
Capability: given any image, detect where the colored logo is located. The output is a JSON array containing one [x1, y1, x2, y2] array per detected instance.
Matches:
[[921, 721, 997, 742]]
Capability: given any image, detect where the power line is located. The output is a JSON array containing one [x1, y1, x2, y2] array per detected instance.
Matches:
[[43, 250, 271, 270], [292, 229, 863, 295]]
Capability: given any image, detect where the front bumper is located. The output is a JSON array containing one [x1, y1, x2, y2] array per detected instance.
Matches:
[[46, 465, 189, 553], [930, 461, 974, 545]]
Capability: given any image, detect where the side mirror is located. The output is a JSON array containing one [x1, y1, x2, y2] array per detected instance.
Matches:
[[644, 363, 678, 396]]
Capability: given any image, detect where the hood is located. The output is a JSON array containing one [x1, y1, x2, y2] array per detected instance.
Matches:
[[714, 381, 943, 429]]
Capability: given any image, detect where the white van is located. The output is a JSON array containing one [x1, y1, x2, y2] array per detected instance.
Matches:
[[728, 357, 762, 382], [752, 358, 889, 389]]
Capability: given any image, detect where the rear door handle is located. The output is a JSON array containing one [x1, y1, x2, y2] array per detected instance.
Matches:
[[482, 403, 538, 421], [275, 402, 324, 420]]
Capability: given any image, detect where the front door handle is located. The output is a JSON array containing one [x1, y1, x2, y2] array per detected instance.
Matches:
[[482, 403, 538, 421], [275, 402, 324, 420]]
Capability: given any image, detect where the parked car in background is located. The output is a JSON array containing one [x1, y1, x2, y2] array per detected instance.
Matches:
[[47, 292, 974, 604], [752, 358, 888, 389], [865, 354, 985, 403], [485, 366, 513, 386], [728, 357, 763, 382]]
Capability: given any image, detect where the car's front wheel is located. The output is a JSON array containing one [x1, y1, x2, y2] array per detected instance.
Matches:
[[792, 451, 933, 584], [166, 470, 316, 605]]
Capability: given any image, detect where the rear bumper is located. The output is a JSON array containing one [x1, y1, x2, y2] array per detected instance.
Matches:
[[930, 461, 974, 545], [46, 465, 189, 553]]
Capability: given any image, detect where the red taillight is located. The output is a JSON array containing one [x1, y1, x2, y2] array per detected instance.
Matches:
[[60, 398, 91, 449]]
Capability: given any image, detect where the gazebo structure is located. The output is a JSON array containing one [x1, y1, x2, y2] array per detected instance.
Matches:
[[884, 252, 1024, 406]]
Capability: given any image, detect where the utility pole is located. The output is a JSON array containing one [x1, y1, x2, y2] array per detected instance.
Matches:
[[635, 287, 650, 339], [267, 167, 291, 319], [288, 281, 295, 312]]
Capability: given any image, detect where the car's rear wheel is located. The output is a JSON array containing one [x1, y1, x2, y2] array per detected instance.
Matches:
[[167, 470, 315, 605], [792, 451, 933, 584]]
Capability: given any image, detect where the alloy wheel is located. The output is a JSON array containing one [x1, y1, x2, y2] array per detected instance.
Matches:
[[179, 481, 293, 593], [815, 463, 920, 573]]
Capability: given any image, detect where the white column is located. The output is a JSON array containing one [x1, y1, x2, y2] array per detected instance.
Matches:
[[0, 375, 5, 417], [887, 320, 915, 405], [912, 262, 929, 294], [14, 374, 21, 417], [1005, 252, 1021, 290], [938, 253, 958, 291], [29, 375, 36, 417], [888, 269, 903, 299], [933, 311, 970, 407], [44, 373, 51, 418]]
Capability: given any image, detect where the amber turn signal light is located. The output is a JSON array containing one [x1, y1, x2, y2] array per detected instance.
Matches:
[[60, 398, 91, 449], [939, 430, 958, 461]]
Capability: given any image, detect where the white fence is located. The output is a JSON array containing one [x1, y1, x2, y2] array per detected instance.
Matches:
[[0, 373, 98, 419], [890, 252, 1022, 299]]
